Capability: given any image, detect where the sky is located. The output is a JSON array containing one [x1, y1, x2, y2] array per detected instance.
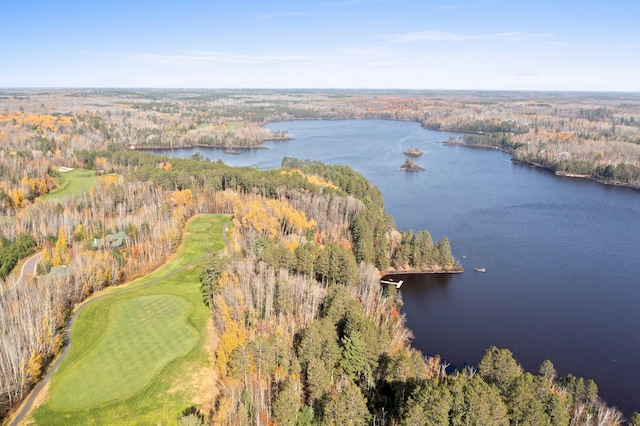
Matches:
[[2, 0, 639, 91]]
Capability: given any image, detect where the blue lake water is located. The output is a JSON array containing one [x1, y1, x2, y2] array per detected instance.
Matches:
[[148, 119, 640, 416]]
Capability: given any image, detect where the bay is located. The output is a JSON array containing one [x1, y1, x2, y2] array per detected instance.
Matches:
[[147, 119, 640, 416]]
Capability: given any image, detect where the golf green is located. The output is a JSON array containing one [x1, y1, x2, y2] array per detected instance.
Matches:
[[49, 295, 197, 410], [29, 214, 231, 424]]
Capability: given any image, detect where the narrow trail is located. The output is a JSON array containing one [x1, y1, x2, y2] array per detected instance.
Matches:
[[17, 252, 42, 285], [2, 252, 42, 295], [8, 219, 230, 426]]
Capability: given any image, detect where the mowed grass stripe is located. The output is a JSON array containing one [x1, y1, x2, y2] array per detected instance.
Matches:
[[31, 214, 231, 425], [42, 168, 99, 200], [49, 295, 197, 410]]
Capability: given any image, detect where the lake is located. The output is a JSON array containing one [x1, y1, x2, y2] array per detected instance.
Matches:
[[148, 119, 640, 416]]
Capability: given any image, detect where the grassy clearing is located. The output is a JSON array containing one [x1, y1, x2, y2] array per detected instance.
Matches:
[[31, 214, 230, 425], [49, 295, 197, 410], [42, 168, 99, 200], [194, 122, 212, 130], [224, 120, 244, 130]]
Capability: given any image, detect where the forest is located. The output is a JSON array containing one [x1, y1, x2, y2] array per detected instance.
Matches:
[[0, 89, 638, 425]]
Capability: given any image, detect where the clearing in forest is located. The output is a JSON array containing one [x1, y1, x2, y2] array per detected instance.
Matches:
[[42, 168, 100, 200], [29, 214, 230, 425]]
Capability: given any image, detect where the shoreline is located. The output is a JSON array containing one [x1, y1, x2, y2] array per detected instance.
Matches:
[[133, 118, 638, 191], [511, 159, 640, 191], [441, 140, 512, 154], [442, 141, 639, 191], [133, 143, 273, 151], [381, 266, 465, 276], [131, 136, 293, 152]]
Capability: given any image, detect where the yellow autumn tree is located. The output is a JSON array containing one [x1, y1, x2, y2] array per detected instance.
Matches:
[[234, 195, 315, 242], [52, 227, 69, 266], [95, 156, 109, 172], [171, 188, 194, 211], [215, 296, 247, 378], [22, 350, 43, 383]]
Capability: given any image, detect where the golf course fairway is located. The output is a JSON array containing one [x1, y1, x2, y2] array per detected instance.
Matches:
[[29, 214, 230, 425]]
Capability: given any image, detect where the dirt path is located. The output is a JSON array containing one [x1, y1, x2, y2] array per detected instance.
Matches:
[[8, 220, 230, 426]]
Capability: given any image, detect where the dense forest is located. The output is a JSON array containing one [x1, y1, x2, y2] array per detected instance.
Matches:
[[1, 90, 638, 424], [1, 89, 639, 195]]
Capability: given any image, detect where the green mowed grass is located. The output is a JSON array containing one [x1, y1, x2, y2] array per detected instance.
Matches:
[[194, 122, 212, 130], [43, 168, 99, 200], [31, 214, 231, 425], [224, 120, 244, 130], [49, 295, 197, 410]]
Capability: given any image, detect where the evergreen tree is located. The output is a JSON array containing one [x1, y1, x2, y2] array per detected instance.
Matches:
[[447, 375, 509, 426], [402, 381, 452, 426], [340, 332, 367, 380], [504, 373, 549, 425], [274, 379, 301, 426], [539, 359, 557, 383], [199, 253, 222, 309], [478, 346, 522, 388], [436, 236, 454, 267], [274, 278, 294, 316], [322, 381, 370, 426]]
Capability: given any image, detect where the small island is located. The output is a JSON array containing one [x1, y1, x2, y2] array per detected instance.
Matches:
[[224, 149, 242, 155], [400, 158, 425, 171], [404, 147, 424, 157]]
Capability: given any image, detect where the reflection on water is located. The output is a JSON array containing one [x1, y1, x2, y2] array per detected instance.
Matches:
[[384, 273, 453, 299], [146, 119, 640, 416]]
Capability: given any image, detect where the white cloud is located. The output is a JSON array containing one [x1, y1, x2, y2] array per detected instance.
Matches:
[[389, 30, 553, 43], [115, 51, 328, 66], [337, 46, 391, 56], [366, 61, 401, 68]]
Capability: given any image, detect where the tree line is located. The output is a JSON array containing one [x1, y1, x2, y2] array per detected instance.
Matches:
[[196, 189, 626, 425], [0, 174, 193, 418], [1, 90, 638, 423], [2, 89, 638, 190]]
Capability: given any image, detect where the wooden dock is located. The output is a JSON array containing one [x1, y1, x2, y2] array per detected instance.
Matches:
[[381, 278, 403, 288]]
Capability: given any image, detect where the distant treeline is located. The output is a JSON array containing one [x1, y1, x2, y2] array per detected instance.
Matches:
[[423, 118, 528, 135], [461, 133, 525, 151], [96, 150, 457, 273], [513, 151, 640, 185], [433, 121, 640, 187]]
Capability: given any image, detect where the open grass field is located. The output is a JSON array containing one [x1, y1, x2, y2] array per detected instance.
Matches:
[[29, 214, 230, 425], [194, 122, 212, 130], [224, 120, 244, 130], [42, 168, 99, 200]]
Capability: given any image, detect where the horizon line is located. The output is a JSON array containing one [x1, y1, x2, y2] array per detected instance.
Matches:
[[2, 87, 640, 95]]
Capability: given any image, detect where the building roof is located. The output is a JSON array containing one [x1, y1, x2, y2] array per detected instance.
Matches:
[[91, 231, 129, 249]]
